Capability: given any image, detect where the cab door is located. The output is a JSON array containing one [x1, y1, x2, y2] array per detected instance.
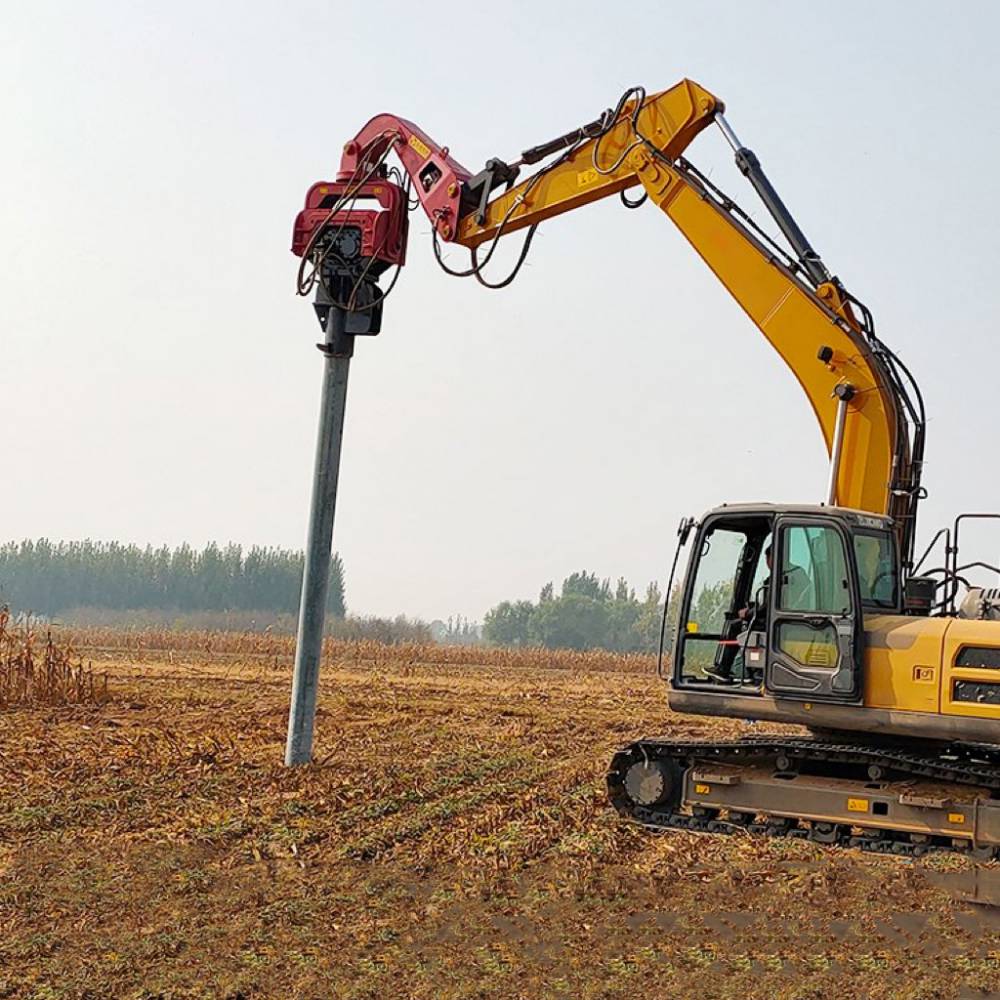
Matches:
[[766, 518, 863, 701]]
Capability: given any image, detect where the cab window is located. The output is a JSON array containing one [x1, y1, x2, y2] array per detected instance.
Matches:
[[852, 530, 898, 609], [778, 524, 850, 614], [685, 527, 744, 634], [677, 526, 744, 680], [774, 523, 852, 671], [676, 517, 772, 687]]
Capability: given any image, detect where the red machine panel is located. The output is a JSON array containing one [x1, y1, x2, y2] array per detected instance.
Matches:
[[291, 178, 408, 267], [337, 116, 471, 242]]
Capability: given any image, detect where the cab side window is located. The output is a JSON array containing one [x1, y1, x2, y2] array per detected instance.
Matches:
[[778, 525, 850, 614], [852, 531, 898, 609]]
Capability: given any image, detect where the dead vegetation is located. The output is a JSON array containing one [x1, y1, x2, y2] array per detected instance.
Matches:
[[0, 607, 108, 707], [55, 623, 656, 673], [1, 632, 997, 999]]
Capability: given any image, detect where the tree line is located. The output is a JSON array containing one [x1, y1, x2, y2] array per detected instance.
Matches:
[[0, 539, 346, 618], [483, 571, 666, 653], [483, 571, 735, 654]]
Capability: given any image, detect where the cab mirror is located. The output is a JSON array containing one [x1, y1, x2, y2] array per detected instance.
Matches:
[[677, 517, 695, 545]]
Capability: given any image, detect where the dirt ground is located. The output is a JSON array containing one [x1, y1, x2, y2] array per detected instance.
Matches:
[[3, 640, 1000, 999]]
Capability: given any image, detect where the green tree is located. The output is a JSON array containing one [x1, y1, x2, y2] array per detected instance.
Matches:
[[561, 571, 611, 602], [607, 577, 641, 652], [326, 554, 347, 618], [636, 581, 666, 653], [532, 592, 610, 650], [692, 579, 733, 633], [482, 571, 699, 654], [483, 600, 535, 646], [0, 538, 347, 618]]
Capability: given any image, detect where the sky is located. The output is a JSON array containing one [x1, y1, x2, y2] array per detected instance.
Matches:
[[3, 1, 999, 621]]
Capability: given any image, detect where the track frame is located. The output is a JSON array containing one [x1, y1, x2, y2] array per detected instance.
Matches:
[[607, 737, 1000, 859]]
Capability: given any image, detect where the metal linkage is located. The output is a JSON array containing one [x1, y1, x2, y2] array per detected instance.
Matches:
[[714, 113, 832, 289], [826, 383, 856, 506]]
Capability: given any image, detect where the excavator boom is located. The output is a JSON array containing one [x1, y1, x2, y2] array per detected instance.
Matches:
[[451, 80, 720, 247], [634, 147, 902, 518], [294, 79, 923, 563]]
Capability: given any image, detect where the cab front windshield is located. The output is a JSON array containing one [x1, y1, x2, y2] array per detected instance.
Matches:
[[677, 519, 771, 684]]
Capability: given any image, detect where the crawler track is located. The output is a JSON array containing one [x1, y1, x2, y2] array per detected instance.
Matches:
[[607, 736, 1000, 859]]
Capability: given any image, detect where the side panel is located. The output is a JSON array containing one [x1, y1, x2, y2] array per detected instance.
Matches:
[[863, 614, 946, 713], [942, 619, 1000, 720], [683, 766, 999, 845], [667, 688, 1000, 743]]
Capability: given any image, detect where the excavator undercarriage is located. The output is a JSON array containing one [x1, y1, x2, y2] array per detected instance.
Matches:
[[608, 737, 1000, 858]]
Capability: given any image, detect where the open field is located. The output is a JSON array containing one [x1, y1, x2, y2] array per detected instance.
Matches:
[[3, 631, 1000, 999]]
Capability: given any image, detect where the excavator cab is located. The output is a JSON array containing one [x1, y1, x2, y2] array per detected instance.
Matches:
[[671, 504, 900, 705]]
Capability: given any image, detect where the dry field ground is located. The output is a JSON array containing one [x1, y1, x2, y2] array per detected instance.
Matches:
[[3, 628, 1000, 999]]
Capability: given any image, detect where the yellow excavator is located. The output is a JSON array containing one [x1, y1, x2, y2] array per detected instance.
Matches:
[[292, 79, 1000, 855]]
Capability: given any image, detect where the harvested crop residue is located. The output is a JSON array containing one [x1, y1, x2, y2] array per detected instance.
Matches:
[[2, 635, 998, 998]]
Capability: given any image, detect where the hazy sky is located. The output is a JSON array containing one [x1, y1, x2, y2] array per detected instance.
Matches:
[[4, 1, 999, 620]]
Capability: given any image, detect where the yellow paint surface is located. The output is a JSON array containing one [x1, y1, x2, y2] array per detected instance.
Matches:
[[862, 615, 947, 712], [941, 618, 1000, 720]]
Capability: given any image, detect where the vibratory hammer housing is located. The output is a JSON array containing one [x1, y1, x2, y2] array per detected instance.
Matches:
[[290, 114, 477, 335], [290, 110, 532, 334], [290, 178, 408, 267], [290, 172, 410, 335]]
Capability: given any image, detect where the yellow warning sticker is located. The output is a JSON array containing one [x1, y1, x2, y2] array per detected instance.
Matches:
[[847, 798, 869, 813], [577, 168, 599, 187], [948, 813, 966, 824], [695, 783, 711, 795], [686, 622, 699, 633], [408, 134, 431, 160]]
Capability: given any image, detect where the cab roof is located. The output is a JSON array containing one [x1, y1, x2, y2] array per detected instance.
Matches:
[[701, 502, 894, 529]]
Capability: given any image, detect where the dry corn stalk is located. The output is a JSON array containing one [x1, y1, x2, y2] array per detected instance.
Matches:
[[0, 606, 109, 706], [54, 624, 659, 674]]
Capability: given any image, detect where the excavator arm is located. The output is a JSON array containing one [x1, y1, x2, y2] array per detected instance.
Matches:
[[631, 140, 904, 518], [292, 80, 925, 567]]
